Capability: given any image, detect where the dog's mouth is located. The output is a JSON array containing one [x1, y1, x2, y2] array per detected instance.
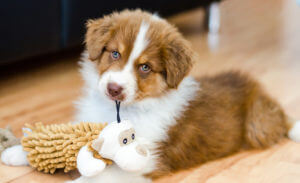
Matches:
[[105, 92, 125, 102]]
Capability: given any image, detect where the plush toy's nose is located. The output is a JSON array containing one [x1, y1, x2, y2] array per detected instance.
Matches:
[[135, 144, 148, 157], [107, 83, 123, 98]]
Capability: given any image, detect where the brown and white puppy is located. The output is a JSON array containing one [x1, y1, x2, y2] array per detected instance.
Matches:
[[73, 9, 300, 182], [74, 9, 300, 182], [2, 9, 299, 183]]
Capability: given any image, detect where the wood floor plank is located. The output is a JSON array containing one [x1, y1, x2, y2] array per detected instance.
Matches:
[[8, 171, 71, 183], [0, 163, 33, 183]]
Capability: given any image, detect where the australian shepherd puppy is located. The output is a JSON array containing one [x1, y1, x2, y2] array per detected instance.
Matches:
[[2, 9, 300, 183]]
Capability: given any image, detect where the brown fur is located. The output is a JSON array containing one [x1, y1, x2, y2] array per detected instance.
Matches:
[[148, 71, 289, 179], [85, 10, 290, 180]]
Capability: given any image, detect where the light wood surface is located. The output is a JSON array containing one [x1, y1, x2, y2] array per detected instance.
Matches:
[[1, 0, 300, 182]]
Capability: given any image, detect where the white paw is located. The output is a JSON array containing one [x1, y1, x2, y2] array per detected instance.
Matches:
[[77, 146, 106, 177], [289, 120, 300, 142], [1, 145, 28, 166]]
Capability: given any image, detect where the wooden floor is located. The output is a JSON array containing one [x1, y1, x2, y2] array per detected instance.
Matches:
[[1, 0, 300, 182]]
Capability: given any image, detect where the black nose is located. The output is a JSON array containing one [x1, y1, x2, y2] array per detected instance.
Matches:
[[107, 83, 123, 97]]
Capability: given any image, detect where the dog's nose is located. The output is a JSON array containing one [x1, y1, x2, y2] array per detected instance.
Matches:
[[107, 83, 123, 97]]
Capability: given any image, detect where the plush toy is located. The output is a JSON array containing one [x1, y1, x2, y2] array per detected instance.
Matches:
[[21, 120, 149, 176], [0, 126, 20, 155]]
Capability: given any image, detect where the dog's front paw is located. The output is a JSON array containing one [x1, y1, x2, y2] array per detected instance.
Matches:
[[1, 145, 28, 166]]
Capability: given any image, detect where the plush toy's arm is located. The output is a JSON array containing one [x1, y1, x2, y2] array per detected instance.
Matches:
[[77, 145, 106, 177]]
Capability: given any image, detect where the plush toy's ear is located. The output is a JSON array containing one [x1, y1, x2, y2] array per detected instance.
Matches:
[[85, 16, 113, 61], [162, 35, 195, 88], [92, 137, 104, 152]]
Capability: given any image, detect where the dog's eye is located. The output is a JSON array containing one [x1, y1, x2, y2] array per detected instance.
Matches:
[[123, 138, 128, 144], [139, 64, 151, 73], [131, 133, 135, 140], [111, 51, 120, 60]]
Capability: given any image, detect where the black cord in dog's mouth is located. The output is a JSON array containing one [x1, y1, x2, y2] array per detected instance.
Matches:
[[115, 100, 121, 123]]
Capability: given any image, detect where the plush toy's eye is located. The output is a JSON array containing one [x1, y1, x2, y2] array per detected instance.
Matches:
[[111, 51, 120, 60], [123, 138, 128, 144], [131, 133, 135, 140]]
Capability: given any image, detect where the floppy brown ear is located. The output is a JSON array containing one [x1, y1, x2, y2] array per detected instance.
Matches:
[[85, 16, 113, 61], [163, 36, 195, 88], [92, 137, 104, 152]]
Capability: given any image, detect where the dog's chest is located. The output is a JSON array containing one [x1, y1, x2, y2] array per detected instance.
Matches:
[[88, 103, 178, 143]]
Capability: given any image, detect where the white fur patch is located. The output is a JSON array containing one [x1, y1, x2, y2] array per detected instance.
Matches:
[[98, 69, 137, 104], [288, 120, 300, 142], [1, 145, 28, 166], [78, 51, 101, 89], [124, 21, 149, 72]]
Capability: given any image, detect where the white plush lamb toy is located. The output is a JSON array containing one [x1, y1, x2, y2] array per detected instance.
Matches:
[[77, 120, 150, 177]]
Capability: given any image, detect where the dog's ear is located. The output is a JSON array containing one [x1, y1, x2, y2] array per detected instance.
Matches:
[[163, 35, 195, 88], [92, 137, 104, 152], [85, 16, 113, 61]]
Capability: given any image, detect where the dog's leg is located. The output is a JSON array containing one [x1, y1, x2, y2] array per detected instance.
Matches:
[[244, 89, 289, 148], [1, 145, 28, 166], [66, 164, 152, 183]]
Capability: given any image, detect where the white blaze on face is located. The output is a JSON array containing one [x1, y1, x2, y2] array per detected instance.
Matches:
[[98, 22, 150, 104]]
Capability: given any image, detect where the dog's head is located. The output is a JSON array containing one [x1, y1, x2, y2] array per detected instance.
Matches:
[[85, 10, 195, 105]]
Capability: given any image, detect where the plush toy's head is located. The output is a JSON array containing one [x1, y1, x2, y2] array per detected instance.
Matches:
[[0, 126, 19, 154], [92, 120, 149, 172]]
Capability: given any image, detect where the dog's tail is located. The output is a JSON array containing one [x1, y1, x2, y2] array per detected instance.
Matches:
[[287, 116, 300, 142]]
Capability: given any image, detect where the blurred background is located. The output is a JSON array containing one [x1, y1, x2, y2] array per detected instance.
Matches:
[[0, 0, 220, 66], [1, 0, 300, 182]]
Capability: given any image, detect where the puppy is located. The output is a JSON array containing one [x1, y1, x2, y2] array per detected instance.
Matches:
[[2, 9, 300, 183], [74, 9, 300, 182]]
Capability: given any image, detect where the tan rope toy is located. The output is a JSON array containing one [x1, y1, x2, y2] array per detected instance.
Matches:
[[22, 122, 112, 174]]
